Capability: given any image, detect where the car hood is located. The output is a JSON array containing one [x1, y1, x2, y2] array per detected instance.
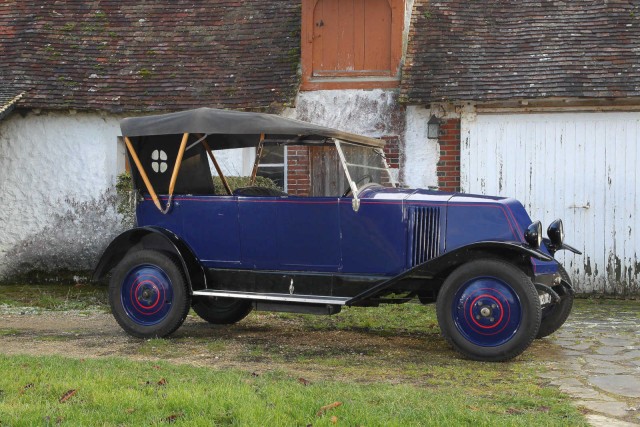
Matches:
[[360, 186, 533, 241]]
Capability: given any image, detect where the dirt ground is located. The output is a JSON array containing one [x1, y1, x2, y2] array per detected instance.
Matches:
[[0, 309, 448, 384]]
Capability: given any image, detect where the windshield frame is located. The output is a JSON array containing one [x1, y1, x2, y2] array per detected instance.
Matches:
[[334, 138, 398, 211]]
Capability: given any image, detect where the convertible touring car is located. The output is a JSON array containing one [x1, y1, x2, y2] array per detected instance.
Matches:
[[94, 108, 580, 361]]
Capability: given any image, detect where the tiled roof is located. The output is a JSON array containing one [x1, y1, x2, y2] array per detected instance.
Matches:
[[0, 1, 301, 113], [401, 0, 640, 104]]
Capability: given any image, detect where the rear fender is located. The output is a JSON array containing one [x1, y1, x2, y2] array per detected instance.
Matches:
[[92, 226, 207, 292]]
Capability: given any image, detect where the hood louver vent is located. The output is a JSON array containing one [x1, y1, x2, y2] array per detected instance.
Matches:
[[407, 206, 441, 267]]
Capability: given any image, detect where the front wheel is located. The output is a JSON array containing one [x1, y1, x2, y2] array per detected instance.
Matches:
[[436, 259, 541, 362], [109, 250, 191, 338]]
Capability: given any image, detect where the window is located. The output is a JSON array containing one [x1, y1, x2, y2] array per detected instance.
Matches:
[[128, 134, 214, 195], [302, 0, 404, 90], [257, 145, 287, 190]]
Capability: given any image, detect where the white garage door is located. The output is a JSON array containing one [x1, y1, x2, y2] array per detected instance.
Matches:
[[461, 112, 640, 295]]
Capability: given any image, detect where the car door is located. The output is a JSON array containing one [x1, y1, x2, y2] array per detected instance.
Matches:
[[340, 198, 406, 276], [237, 196, 280, 269], [276, 197, 341, 271], [236, 195, 341, 271], [179, 195, 241, 268]]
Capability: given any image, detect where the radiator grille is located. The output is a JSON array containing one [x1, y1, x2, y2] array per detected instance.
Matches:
[[407, 206, 441, 267]]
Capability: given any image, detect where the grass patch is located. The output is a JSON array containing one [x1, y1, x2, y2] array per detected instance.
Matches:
[[205, 339, 227, 353], [0, 354, 586, 426], [0, 284, 107, 312], [575, 297, 640, 306], [135, 337, 230, 360], [572, 298, 640, 319], [136, 338, 177, 358], [274, 302, 439, 334]]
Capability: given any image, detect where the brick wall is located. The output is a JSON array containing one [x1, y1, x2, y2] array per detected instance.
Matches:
[[382, 136, 400, 169], [436, 118, 461, 192], [286, 145, 311, 196], [286, 138, 400, 195]]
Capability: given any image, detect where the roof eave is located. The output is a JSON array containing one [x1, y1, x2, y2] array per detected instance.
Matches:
[[0, 92, 26, 122]]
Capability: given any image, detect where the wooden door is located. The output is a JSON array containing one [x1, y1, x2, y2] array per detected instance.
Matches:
[[310, 146, 349, 197], [312, 0, 392, 77]]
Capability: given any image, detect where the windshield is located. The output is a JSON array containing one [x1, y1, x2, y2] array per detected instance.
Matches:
[[338, 141, 397, 195]]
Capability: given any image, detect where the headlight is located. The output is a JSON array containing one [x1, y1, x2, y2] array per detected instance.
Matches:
[[524, 221, 542, 248], [547, 219, 564, 246]]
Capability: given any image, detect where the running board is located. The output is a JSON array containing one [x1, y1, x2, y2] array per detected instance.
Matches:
[[191, 289, 350, 306]]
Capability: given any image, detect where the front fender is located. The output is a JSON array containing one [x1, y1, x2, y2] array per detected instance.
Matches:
[[346, 240, 552, 305], [92, 226, 207, 292], [426, 241, 553, 274]]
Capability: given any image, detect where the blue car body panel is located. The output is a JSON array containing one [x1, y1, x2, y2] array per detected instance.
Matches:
[[182, 196, 241, 266], [275, 198, 341, 270], [340, 197, 406, 275], [136, 186, 558, 278], [237, 197, 280, 269]]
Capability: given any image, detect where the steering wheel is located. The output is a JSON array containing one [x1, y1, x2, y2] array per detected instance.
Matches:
[[342, 175, 372, 197]]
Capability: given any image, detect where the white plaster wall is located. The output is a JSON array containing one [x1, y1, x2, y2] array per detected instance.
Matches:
[[285, 89, 404, 137], [402, 105, 439, 189], [211, 147, 254, 177], [0, 111, 124, 279], [284, 89, 405, 183]]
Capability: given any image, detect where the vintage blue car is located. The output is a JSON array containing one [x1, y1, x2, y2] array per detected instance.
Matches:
[[94, 108, 580, 362]]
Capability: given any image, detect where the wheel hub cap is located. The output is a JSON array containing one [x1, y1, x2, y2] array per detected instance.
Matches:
[[452, 276, 523, 347], [121, 264, 174, 326]]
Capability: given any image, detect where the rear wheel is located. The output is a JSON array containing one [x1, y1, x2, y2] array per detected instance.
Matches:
[[536, 265, 574, 339], [109, 250, 190, 338], [192, 297, 252, 324], [436, 259, 541, 362]]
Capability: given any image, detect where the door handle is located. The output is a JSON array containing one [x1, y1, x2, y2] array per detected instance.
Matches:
[[569, 202, 590, 209]]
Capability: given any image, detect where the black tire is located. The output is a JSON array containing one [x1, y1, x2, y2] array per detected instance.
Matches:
[[536, 265, 574, 339], [436, 259, 541, 362], [109, 250, 191, 338], [192, 297, 252, 325]]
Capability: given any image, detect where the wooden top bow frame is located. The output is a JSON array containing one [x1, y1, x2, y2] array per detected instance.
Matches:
[[122, 132, 265, 213]]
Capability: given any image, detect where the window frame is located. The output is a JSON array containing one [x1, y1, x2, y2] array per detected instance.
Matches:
[[256, 145, 288, 191]]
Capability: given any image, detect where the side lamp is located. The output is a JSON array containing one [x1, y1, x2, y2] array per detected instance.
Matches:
[[427, 115, 442, 139]]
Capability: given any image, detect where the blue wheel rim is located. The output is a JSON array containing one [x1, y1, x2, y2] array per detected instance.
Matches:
[[121, 264, 174, 326], [452, 276, 522, 347]]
